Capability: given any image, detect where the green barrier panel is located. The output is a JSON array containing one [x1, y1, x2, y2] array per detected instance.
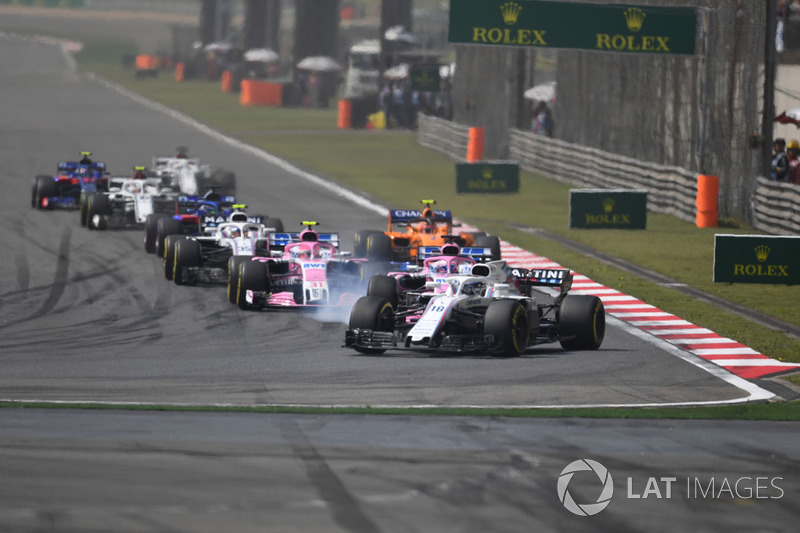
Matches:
[[569, 189, 647, 229], [409, 65, 441, 93], [456, 161, 519, 193], [713, 234, 800, 285]]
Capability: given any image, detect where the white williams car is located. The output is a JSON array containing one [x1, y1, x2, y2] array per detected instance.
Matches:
[[345, 261, 605, 357]]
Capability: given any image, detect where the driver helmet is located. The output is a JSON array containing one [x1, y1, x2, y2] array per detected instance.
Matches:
[[229, 227, 241, 238], [133, 165, 146, 179], [429, 260, 448, 274], [461, 281, 484, 296]]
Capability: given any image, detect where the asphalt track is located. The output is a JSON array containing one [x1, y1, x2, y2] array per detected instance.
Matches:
[[0, 20, 798, 532], [0, 34, 761, 409]]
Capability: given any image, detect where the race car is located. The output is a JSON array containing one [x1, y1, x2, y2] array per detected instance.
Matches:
[[353, 199, 501, 263], [79, 166, 176, 230], [150, 147, 236, 197], [363, 242, 495, 309], [31, 152, 108, 210], [231, 221, 366, 309], [165, 211, 280, 286], [345, 261, 605, 357]]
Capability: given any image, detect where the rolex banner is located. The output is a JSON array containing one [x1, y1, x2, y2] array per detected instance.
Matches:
[[456, 161, 520, 193], [569, 189, 647, 229], [713, 235, 800, 285], [449, 0, 697, 55]]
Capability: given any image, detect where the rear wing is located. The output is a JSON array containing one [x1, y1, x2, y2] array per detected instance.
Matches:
[[269, 232, 340, 249], [389, 209, 452, 224], [418, 246, 493, 262], [510, 267, 573, 294]]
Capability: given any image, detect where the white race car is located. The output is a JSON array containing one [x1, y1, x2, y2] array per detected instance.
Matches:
[[345, 261, 605, 357], [151, 147, 235, 197], [80, 169, 175, 230]]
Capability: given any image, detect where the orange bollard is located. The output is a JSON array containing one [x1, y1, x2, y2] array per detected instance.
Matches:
[[221, 70, 232, 92], [466, 127, 484, 162], [695, 174, 719, 228], [240, 79, 255, 106], [337, 99, 352, 129], [175, 62, 185, 82]]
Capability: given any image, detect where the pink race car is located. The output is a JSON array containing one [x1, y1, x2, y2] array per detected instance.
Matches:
[[230, 221, 367, 309]]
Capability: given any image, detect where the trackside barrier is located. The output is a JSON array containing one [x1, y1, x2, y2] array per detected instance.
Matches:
[[135, 54, 160, 71], [175, 62, 185, 82], [466, 127, 484, 162], [337, 99, 352, 129], [696, 174, 719, 228], [239, 80, 282, 106], [221, 70, 232, 93]]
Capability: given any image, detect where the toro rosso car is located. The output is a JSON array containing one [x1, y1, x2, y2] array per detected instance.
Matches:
[[345, 261, 605, 357], [231, 222, 366, 309], [32, 152, 108, 210], [165, 211, 280, 286], [353, 199, 501, 263], [80, 166, 176, 230]]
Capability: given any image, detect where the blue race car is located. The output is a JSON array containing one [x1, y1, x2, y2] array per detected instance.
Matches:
[[31, 152, 109, 210]]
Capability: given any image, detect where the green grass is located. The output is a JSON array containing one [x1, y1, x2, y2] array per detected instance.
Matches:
[[2, 401, 799, 420], [74, 42, 800, 369]]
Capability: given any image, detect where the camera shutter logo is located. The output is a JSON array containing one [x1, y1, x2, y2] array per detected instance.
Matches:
[[557, 459, 614, 516]]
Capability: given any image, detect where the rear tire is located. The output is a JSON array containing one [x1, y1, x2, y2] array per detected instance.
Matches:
[[475, 235, 502, 261], [366, 232, 393, 261], [163, 235, 185, 281], [86, 194, 111, 230], [354, 230, 380, 257], [348, 296, 394, 354], [32, 176, 57, 210], [367, 275, 398, 308], [558, 295, 605, 350], [237, 260, 268, 310], [263, 217, 284, 233], [227, 255, 251, 303], [173, 238, 201, 285], [484, 299, 529, 357], [156, 217, 183, 258], [144, 214, 167, 253]]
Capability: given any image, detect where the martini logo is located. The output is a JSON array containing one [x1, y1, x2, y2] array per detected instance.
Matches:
[[558, 459, 614, 516], [500, 2, 522, 25]]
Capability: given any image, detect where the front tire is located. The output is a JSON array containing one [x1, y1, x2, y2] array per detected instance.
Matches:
[[32, 176, 57, 210], [558, 295, 605, 350], [163, 235, 185, 281], [237, 260, 269, 310], [367, 275, 398, 308], [156, 217, 183, 258], [348, 296, 395, 354], [228, 255, 251, 303], [484, 299, 529, 357], [86, 194, 111, 230], [144, 214, 167, 253]]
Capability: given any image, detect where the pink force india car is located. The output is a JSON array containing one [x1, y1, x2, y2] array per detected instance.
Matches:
[[230, 221, 368, 309]]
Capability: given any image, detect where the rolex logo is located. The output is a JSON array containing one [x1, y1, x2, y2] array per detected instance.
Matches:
[[754, 245, 770, 262], [482, 166, 493, 179], [602, 197, 615, 213], [623, 7, 646, 32], [500, 2, 522, 25]]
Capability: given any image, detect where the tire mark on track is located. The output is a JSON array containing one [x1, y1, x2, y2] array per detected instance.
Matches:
[[23, 225, 71, 322]]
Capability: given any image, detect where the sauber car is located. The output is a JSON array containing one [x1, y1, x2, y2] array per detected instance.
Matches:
[[345, 261, 605, 357], [151, 147, 236, 197], [231, 222, 366, 309], [354, 199, 501, 263]]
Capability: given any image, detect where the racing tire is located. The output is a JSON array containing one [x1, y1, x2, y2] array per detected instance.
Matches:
[[86, 194, 111, 230], [367, 275, 398, 308], [144, 214, 167, 254], [263, 217, 284, 233], [173, 238, 201, 286], [163, 235, 185, 281], [348, 296, 395, 354], [484, 299, 529, 357], [354, 230, 380, 258], [366, 232, 393, 262], [32, 176, 57, 210], [156, 217, 183, 258], [237, 260, 269, 310], [558, 295, 605, 351], [475, 235, 502, 261], [227, 255, 251, 304]]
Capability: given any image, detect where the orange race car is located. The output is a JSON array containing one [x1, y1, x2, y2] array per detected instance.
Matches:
[[354, 200, 501, 263]]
